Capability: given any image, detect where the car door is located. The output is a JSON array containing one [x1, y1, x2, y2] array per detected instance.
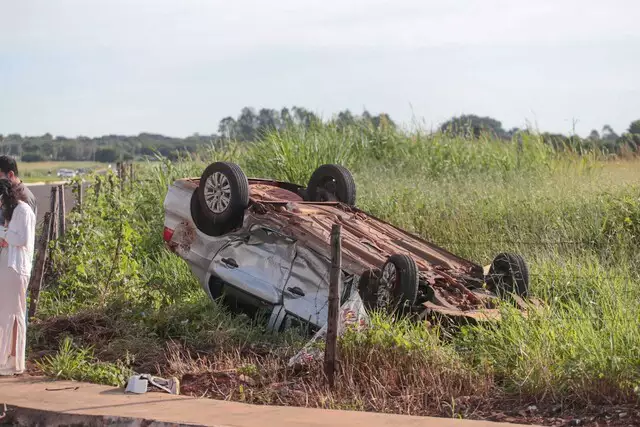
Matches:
[[209, 225, 297, 307], [279, 245, 332, 333]]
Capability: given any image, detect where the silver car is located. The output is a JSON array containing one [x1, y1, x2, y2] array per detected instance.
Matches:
[[163, 162, 531, 334]]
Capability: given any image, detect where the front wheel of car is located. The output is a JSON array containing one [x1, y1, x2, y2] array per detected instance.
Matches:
[[197, 161, 249, 229], [305, 164, 356, 206]]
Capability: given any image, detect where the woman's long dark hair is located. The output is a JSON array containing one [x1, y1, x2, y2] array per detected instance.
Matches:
[[0, 178, 27, 223]]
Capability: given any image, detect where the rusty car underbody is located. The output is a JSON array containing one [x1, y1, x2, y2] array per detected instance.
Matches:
[[164, 165, 534, 334]]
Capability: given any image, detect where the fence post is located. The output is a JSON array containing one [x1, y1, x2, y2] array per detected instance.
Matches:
[[324, 223, 342, 389], [77, 181, 83, 211], [119, 162, 125, 192], [94, 177, 102, 200], [58, 184, 66, 237], [49, 186, 59, 241], [129, 162, 134, 191], [28, 212, 52, 318]]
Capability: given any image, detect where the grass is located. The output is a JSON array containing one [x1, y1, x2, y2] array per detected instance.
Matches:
[[28, 124, 640, 421], [19, 161, 105, 182]]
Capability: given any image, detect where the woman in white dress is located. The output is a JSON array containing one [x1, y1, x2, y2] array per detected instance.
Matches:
[[0, 178, 36, 375]]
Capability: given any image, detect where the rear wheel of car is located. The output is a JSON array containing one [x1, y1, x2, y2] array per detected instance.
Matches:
[[486, 253, 530, 298], [305, 164, 356, 206], [375, 254, 419, 313], [197, 162, 249, 230]]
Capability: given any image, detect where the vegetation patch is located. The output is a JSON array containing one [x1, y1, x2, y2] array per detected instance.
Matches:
[[28, 123, 640, 425]]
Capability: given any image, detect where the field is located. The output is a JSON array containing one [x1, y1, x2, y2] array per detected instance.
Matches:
[[28, 124, 640, 425], [19, 161, 105, 182]]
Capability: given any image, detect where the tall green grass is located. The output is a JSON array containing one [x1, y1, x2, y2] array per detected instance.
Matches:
[[34, 123, 640, 408]]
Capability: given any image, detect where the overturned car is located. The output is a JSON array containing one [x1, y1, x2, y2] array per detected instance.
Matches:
[[163, 162, 531, 334]]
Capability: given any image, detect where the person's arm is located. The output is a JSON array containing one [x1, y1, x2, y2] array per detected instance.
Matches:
[[3, 204, 31, 247]]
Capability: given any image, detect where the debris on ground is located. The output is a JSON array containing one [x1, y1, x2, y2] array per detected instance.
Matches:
[[125, 374, 180, 395]]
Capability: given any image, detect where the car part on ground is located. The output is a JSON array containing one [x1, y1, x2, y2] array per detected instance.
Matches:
[[163, 162, 537, 334]]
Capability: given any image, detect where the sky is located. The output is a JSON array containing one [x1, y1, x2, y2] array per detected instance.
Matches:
[[0, 0, 639, 138]]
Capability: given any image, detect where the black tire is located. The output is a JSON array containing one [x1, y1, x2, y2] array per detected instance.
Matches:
[[487, 253, 530, 298], [197, 162, 249, 227], [357, 268, 381, 311], [190, 191, 243, 237], [306, 164, 356, 206], [378, 254, 419, 313]]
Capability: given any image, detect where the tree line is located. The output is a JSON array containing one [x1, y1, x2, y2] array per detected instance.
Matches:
[[1, 107, 638, 162]]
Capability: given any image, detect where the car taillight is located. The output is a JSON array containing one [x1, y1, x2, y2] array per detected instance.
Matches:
[[163, 227, 174, 242]]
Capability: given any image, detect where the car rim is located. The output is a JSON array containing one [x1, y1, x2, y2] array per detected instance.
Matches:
[[204, 172, 232, 214], [377, 262, 397, 307]]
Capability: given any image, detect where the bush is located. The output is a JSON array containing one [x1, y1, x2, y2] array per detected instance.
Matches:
[[20, 152, 45, 162]]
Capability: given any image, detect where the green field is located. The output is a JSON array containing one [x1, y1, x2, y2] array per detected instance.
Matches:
[[30, 125, 640, 423], [19, 161, 106, 182]]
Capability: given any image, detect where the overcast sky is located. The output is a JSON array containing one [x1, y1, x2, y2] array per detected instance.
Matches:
[[1, 0, 639, 137]]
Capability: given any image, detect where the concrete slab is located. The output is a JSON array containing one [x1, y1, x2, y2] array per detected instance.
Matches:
[[0, 377, 536, 427]]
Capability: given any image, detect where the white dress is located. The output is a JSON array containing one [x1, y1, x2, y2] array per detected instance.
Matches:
[[0, 201, 36, 374]]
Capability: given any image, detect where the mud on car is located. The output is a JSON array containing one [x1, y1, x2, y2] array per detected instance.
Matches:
[[163, 162, 531, 334]]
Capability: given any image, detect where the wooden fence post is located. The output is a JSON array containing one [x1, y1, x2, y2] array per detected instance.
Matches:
[[94, 177, 102, 200], [77, 181, 83, 210], [58, 184, 66, 237], [119, 162, 125, 192], [129, 162, 134, 191], [324, 223, 342, 389], [49, 186, 59, 241], [28, 212, 52, 318]]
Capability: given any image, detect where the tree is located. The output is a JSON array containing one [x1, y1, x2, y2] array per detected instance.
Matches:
[[218, 117, 237, 140], [256, 108, 281, 136], [336, 110, 355, 129], [602, 125, 618, 142], [280, 107, 293, 126], [291, 106, 318, 128], [628, 120, 640, 135], [372, 113, 396, 130], [236, 107, 258, 141], [588, 129, 600, 140], [440, 115, 507, 139], [95, 147, 119, 163], [21, 153, 44, 162]]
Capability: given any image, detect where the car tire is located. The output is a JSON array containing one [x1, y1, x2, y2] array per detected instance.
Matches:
[[197, 162, 249, 228], [357, 268, 381, 311], [190, 191, 243, 237], [305, 164, 356, 206], [377, 254, 419, 313], [486, 253, 530, 298]]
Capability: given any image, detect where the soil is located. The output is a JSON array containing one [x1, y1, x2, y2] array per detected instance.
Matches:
[[178, 372, 640, 427]]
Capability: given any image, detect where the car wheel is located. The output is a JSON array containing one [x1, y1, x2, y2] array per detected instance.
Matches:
[[357, 268, 381, 311], [197, 162, 249, 228], [190, 191, 243, 237], [486, 253, 530, 298], [305, 164, 356, 206], [377, 254, 419, 313]]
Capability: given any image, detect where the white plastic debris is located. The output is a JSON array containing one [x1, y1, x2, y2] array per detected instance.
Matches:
[[125, 374, 180, 395], [125, 375, 148, 394]]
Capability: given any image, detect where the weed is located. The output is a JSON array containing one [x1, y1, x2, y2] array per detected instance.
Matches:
[[36, 337, 132, 387]]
